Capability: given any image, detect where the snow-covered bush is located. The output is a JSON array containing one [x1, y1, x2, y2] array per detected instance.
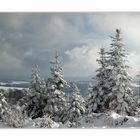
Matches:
[[34, 114, 59, 128], [76, 112, 130, 128], [0, 92, 26, 128], [2, 105, 26, 128], [40, 116, 54, 128]]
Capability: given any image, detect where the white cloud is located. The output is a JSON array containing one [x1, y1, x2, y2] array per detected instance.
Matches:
[[64, 45, 99, 78], [127, 52, 140, 77], [87, 13, 140, 52], [64, 45, 140, 78]]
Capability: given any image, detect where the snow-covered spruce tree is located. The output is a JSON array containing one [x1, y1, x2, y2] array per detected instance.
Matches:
[[87, 83, 94, 98], [20, 64, 48, 119], [44, 52, 70, 122], [86, 83, 93, 112], [133, 72, 140, 109], [30, 64, 42, 93], [87, 47, 109, 113], [105, 29, 135, 115], [0, 92, 9, 119], [63, 83, 86, 123], [50, 51, 69, 89], [136, 72, 140, 95]]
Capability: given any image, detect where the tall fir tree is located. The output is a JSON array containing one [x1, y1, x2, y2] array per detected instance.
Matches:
[[44, 51, 70, 122], [87, 47, 109, 113], [105, 29, 135, 115], [2, 105, 26, 128], [30, 64, 42, 93], [21, 64, 47, 119]]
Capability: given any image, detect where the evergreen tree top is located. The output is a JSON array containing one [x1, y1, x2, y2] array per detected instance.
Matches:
[[31, 64, 41, 77], [71, 83, 80, 95], [49, 51, 70, 89], [96, 47, 108, 68], [50, 51, 61, 69], [110, 29, 124, 48], [30, 64, 42, 92]]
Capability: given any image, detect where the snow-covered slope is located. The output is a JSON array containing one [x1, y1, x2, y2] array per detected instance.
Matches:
[[76, 112, 140, 128], [1, 112, 140, 128], [0, 117, 60, 128]]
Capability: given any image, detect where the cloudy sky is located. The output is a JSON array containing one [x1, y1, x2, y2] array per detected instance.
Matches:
[[0, 13, 140, 81]]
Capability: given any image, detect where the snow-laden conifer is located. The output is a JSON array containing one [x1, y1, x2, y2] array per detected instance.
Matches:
[[20, 64, 48, 119], [50, 51, 69, 89], [44, 52, 69, 122], [136, 72, 140, 96], [106, 29, 135, 115], [30, 64, 42, 93], [0, 92, 9, 119], [87, 47, 109, 113], [63, 83, 86, 123]]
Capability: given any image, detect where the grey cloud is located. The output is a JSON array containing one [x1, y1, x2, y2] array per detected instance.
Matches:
[[0, 13, 140, 81], [0, 13, 91, 80]]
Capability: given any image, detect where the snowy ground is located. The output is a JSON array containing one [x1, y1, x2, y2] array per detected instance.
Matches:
[[0, 112, 140, 128], [77, 112, 140, 128]]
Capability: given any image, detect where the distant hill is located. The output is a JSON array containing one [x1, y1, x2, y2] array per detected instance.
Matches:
[[0, 80, 94, 96], [0, 79, 139, 97]]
